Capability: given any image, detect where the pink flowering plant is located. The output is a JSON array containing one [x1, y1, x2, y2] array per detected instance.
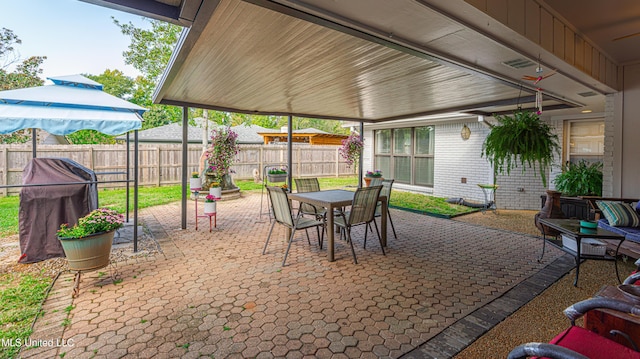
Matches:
[[205, 194, 219, 203], [57, 208, 124, 239], [366, 170, 383, 178], [206, 127, 240, 182], [339, 132, 363, 168]]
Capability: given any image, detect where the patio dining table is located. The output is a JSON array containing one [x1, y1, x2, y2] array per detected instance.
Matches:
[[288, 189, 387, 262]]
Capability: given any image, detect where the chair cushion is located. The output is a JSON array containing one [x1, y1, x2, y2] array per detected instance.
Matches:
[[597, 201, 640, 227], [598, 219, 640, 243], [538, 326, 640, 359]]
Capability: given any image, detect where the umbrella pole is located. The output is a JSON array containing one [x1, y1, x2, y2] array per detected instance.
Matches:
[[126, 132, 130, 221], [31, 128, 37, 158], [134, 130, 139, 252]]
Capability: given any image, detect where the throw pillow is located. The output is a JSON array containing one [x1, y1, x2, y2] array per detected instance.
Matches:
[[597, 201, 640, 227]]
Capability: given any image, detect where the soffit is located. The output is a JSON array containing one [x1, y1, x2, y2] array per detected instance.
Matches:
[[154, 0, 576, 121]]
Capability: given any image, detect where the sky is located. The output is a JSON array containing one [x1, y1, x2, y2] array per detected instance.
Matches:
[[1, 0, 153, 81]]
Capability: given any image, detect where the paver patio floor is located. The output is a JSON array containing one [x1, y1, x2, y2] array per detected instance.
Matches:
[[21, 193, 569, 359]]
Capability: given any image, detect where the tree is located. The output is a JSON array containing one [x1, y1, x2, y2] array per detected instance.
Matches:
[[64, 69, 138, 144], [0, 28, 46, 144], [114, 18, 182, 128], [86, 69, 135, 99]]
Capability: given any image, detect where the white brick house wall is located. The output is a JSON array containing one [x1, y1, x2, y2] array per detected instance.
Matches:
[[363, 115, 564, 210], [602, 94, 616, 197], [433, 121, 492, 203]]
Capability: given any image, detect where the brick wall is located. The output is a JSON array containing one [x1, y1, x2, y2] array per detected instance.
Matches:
[[363, 116, 562, 210], [433, 121, 492, 203], [602, 94, 616, 197]]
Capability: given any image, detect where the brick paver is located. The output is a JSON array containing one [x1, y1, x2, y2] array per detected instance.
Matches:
[[22, 193, 566, 358]]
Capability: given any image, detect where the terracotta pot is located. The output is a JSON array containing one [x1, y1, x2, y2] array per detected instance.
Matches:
[[364, 176, 383, 187], [534, 190, 566, 235]]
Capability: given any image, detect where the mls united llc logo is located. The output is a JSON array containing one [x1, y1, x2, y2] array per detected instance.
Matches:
[[1, 338, 74, 348]]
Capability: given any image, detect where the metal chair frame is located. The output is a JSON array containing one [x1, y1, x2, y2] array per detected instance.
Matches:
[[334, 185, 384, 264], [262, 186, 325, 266]]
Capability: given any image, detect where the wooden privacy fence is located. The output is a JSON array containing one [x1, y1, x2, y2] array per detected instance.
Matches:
[[0, 144, 355, 196]]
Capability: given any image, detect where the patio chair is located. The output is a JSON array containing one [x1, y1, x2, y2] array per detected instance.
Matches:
[[294, 178, 326, 246], [368, 177, 383, 187], [334, 185, 384, 264], [507, 297, 640, 359], [262, 186, 325, 266], [368, 179, 398, 241]]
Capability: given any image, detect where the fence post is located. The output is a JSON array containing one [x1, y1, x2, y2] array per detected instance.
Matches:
[[156, 147, 161, 186], [335, 148, 339, 177], [1, 147, 6, 197], [297, 147, 301, 177], [89, 146, 95, 171]]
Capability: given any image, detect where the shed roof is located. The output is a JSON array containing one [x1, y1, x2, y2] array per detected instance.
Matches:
[[118, 120, 278, 144]]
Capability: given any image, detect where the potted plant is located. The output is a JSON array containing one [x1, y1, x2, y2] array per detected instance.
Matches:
[[364, 170, 383, 187], [204, 127, 240, 191], [57, 208, 124, 271], [339, 132, 364, 169], [209, 181, 222, 198], [267, 167, 288, 182], [482, 110, 560, 187], [190, 171, 201, 191], [553, 160, 603, 197], [365, 170, 383, 178], [204, 194, 218, 215]]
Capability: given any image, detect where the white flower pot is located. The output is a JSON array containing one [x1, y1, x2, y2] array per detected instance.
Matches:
[[210, 187, 222, 198], [204, 202, 217, 214], [190, 177, 202, 190]]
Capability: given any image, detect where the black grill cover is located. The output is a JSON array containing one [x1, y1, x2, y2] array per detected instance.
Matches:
[[18, 158, 98, 263]]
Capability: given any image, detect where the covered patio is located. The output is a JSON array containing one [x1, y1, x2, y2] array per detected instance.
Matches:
[[20, 193, 574, 358]]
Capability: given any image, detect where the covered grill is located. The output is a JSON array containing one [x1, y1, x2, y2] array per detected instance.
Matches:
[[18, 158, 98, 263]]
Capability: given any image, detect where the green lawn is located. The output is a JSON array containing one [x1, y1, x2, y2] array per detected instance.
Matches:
[[0, 176, 474, 237], [0, 273, 52, 359]]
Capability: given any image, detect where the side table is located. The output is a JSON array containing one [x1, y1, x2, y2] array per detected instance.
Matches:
[[538, 218, 625, 286], [585, 285, 640, 349], [193, 190, 217, 232], [477, 184, 498, 213]]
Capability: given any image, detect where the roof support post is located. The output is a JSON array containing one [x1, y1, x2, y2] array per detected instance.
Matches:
[[181, 106, 188, 229], [287, 115, 292, 191], [358, 122, 364, 188], [133, 129, 139, 252]]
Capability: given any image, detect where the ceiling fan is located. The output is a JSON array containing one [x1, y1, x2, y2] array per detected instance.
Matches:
[[613, 31, 640, 41]]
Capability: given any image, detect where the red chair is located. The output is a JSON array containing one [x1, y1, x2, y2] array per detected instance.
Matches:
[[507, 297, 640, 359]]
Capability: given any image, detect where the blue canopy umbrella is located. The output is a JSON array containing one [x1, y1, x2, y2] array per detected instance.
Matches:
[[0, 75, 146, 251], [0, 75, 144, 136]]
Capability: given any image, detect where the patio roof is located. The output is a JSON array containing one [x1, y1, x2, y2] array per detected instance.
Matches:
[[149, 0, 610, 122]]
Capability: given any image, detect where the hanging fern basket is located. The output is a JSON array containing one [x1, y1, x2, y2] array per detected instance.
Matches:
[[481, 110, 560, 187]]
